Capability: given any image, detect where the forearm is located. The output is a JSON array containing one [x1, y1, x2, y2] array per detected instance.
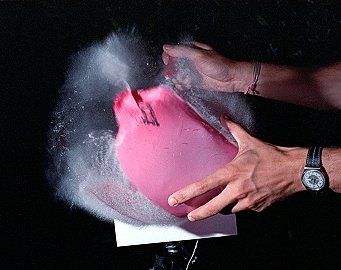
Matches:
[[231, 61, 341, 110], [323, 148, 341, 192]]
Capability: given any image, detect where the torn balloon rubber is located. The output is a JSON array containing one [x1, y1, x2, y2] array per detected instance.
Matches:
[[131, 90, 160, 126], [114, 86, 238, 217]]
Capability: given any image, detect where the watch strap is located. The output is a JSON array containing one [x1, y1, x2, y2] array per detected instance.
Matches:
[[306, 147, 323, 168]]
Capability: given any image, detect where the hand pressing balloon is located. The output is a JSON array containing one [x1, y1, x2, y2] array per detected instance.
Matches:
[[168, 115, 307, 221]]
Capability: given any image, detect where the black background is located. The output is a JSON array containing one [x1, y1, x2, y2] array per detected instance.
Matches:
[[2, 1, 341, 269]]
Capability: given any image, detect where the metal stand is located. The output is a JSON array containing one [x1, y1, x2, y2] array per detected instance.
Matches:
[[149, 241, 197, 270]]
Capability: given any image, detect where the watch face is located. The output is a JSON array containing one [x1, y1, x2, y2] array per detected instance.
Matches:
[[302, 169, 326, 191]]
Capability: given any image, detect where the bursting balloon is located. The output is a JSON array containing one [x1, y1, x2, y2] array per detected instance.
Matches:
[[114, 86, 238, 217]]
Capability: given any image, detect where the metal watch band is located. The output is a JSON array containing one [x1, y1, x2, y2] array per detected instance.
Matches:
[[306, 147, 322, 168]]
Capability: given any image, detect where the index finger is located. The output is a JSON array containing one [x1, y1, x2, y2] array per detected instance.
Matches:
[[168, 165, 231, 206], [163, 44, 205, 61]]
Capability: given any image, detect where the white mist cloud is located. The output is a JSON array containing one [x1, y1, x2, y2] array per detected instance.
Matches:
[[47, 32, 252, 226]]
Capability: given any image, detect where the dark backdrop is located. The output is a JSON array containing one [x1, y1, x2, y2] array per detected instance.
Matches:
[[2, 1, 341, 269]]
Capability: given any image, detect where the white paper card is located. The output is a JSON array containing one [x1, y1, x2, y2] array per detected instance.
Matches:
[[115, 214, 237, 247]]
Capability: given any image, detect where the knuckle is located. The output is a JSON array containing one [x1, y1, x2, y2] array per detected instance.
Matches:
[[244, 198, 254, 209], [194, 181, 210, 194]]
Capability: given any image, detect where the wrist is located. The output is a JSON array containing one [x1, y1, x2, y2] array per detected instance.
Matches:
[[284, 147, 307, 193], [227, 61, 254, 93]]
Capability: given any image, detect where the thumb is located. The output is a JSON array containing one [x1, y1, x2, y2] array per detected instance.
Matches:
[[220, 115, 250, 147]]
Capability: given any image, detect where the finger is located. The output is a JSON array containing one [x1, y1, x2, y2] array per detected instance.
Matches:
[[231, 201, 249, 213], [174, 74, 191, 91], [231, 197, 264, 213], [163, 44, 204, 61], [187, 187, 236, 221], [182, 76, 192, 89], [191, 41, 213, 50], [232, 202, 264, 213], [175, 73, 187, 83], [162, 52, 170, 65], [220, 115, 252, 147], [171, 78, 178, 85], [168, 165, 231, 206], [178, 41, 213, 51], [174, 83, 185, 91], [253, 204, 268, 212]]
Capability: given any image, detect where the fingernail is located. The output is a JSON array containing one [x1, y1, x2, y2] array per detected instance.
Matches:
[[168, 197, 178, 207], [188, 215, 196, 222]]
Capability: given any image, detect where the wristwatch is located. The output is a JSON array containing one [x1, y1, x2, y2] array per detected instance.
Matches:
[[301, 147, 327, 191]]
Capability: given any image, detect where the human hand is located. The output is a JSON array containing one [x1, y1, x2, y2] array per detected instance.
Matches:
[[168, 115, 307, 221], [162, 41, 246, 92]]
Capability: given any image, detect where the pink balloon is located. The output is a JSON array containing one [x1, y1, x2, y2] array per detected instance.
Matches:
[[114, 86, 237, 217]]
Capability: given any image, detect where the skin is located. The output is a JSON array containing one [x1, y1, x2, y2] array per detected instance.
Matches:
[[162, 41, 341, 221], [163, 41, 239, 92]]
